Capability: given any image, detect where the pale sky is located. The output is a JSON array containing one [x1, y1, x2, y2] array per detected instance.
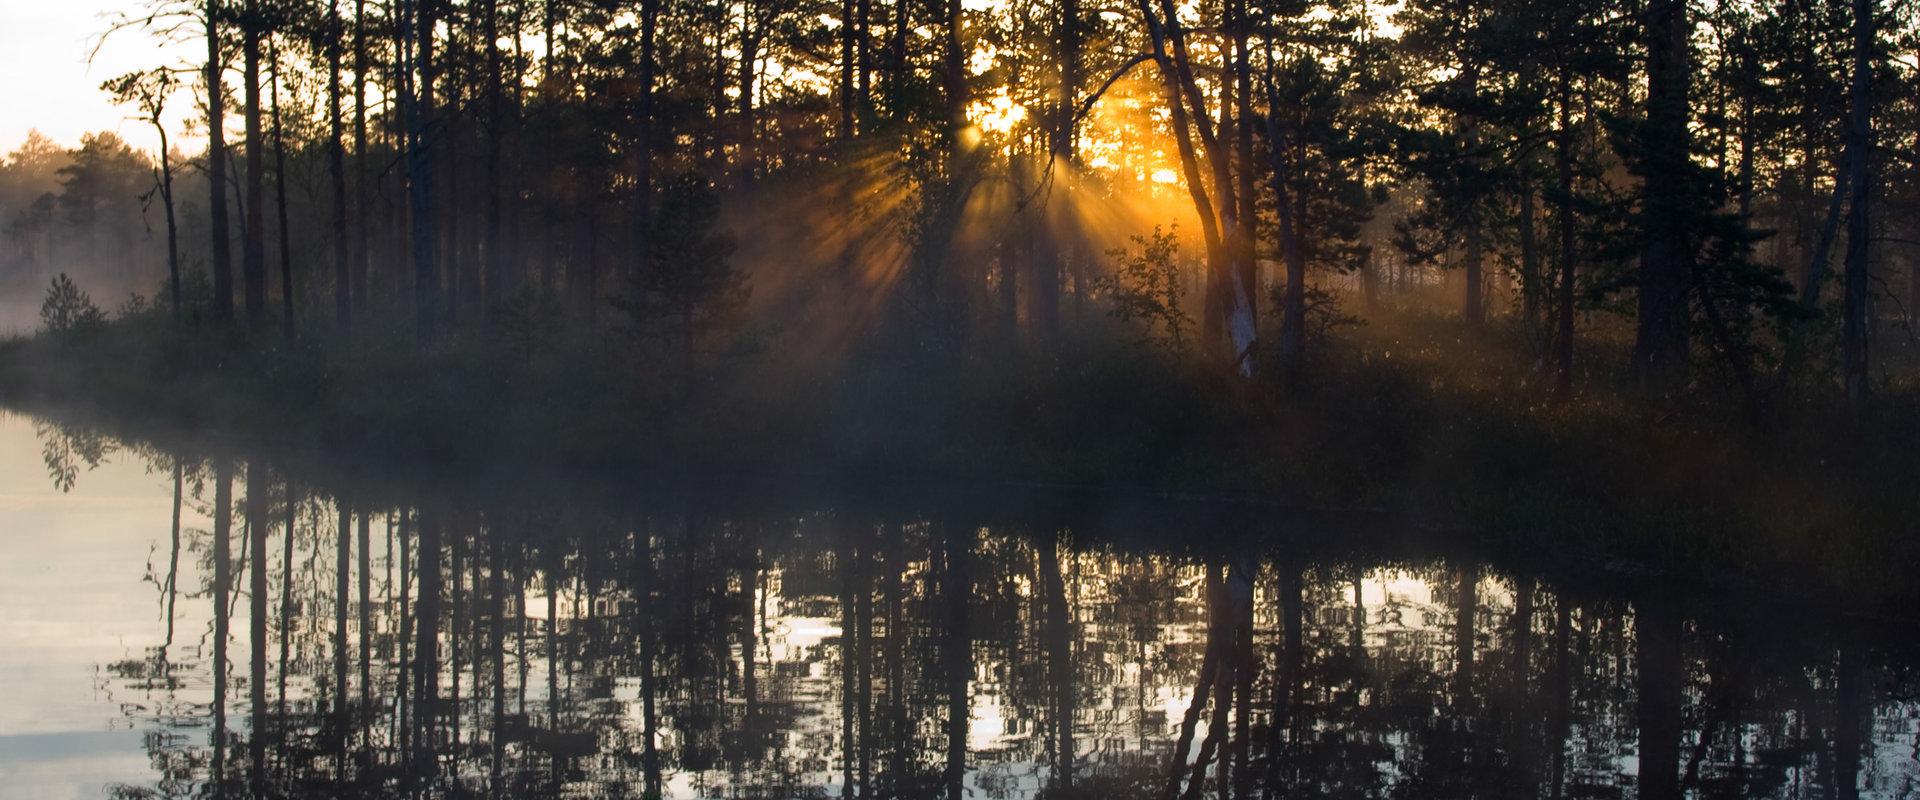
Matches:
[[0, 0, 201, 158]]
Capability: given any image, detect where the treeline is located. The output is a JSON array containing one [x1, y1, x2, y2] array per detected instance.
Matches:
[[15, 0, 1920, 406]]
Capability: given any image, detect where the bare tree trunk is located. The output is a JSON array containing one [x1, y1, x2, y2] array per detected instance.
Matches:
[[1553, 65, 1578, 399], [483, 0, 504, 310], [269, 37, 296, 342], [329, 0, 350, 328], [243, 0, 267, 328], [632, 0, 658, 304], [353, 0, 370, 318], [1138, 0, 1240, 369], [1463, 208, 1485, 323], [1263, 38, 1307, 363], [207, 0, 235, 322], [153, 116, 182, 320], [839, 0, 856, 139], [1634, 0, 1694, 397], [407, 0, 439, 345], [1841, 0, 1876, 408], [1520, 181, 1541, 329]]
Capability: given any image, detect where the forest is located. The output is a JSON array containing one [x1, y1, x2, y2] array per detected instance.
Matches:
[[7, 1, 1920, 797], [1, 0, 1919, 599]]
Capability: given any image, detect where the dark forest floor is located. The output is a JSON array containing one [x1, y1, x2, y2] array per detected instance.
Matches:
[[3, 308, 1918, 621]]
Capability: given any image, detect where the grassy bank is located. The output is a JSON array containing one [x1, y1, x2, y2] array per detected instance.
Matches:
[[3, 306, 1917, 616]]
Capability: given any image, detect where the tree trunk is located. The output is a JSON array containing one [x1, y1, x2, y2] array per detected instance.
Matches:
[[1633, 0, 1694, 397], [1553, 66, 1578, 399], [207, 0, 235, 322], [483, 0, 504, 309], [1840, 0, 1875, 408], [243, 0, 267, 328], [269, 37, 296, 342], [1263, 38, 1307, 363], [145, 112, 183, 321], [407, 0, 439, 345], [353, 0, 370, 318], [633, 0, 658, 302], [1463, 208, 1485, 323], [330, 0, 351, 328], [1520, 181, 1541, 329]]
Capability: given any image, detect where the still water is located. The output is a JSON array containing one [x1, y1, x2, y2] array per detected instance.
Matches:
[[1, 410, 1917, 799]]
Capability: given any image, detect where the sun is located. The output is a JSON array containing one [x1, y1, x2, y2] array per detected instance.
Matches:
[[968, 90, 1026, 135]]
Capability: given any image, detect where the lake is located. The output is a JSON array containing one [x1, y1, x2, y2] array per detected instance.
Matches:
[[1, 409, 1915, 799]]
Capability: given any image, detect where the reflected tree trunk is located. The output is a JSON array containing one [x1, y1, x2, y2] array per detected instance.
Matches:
[[1262, 560, 1303, 799], [1834, 647, 1865, 800], [278, 482, 294, 722], [841, 535, 857, 798], [211, 461, 233, 795], [1636, 601, 1683, 800], [1230, 558, 1257, 800], [1548, 601, 1572, 800], [413, 510, 442, 791], [857, 529, 873, 798], [1168, 561, 1224, 800], [740, 551, 760, 715], [637, 527, 663, 798], [1041, 532, 1075, 793], [451, 526, 465, 757], [161, 463, 182, 660], [490, 534, 507, 794], [942, 525, 971, 800], [246, 461, 269, 794], [398, 513, 414, 771], [884, 524, 906, 789], [1454, 565, 1477, 713], [336, 500, 352, 764], [358, 512, 372, 730]]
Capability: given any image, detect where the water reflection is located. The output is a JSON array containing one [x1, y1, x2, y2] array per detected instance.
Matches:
[[12, 416, 1920, 799]]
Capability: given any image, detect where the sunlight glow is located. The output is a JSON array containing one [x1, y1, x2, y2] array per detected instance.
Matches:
[[968, 91, 1027, 135]]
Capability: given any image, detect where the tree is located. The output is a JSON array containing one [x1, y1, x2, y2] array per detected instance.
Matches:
[[619, 173, 747, 371], [105, 71, 185, 319], [41, 273, 107, 338]]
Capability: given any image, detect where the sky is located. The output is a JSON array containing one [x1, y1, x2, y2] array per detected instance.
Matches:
[[0, 0, 201, 158]]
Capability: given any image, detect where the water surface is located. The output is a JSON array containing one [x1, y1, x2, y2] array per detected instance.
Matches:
[[1, 411, 1916, 799]]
